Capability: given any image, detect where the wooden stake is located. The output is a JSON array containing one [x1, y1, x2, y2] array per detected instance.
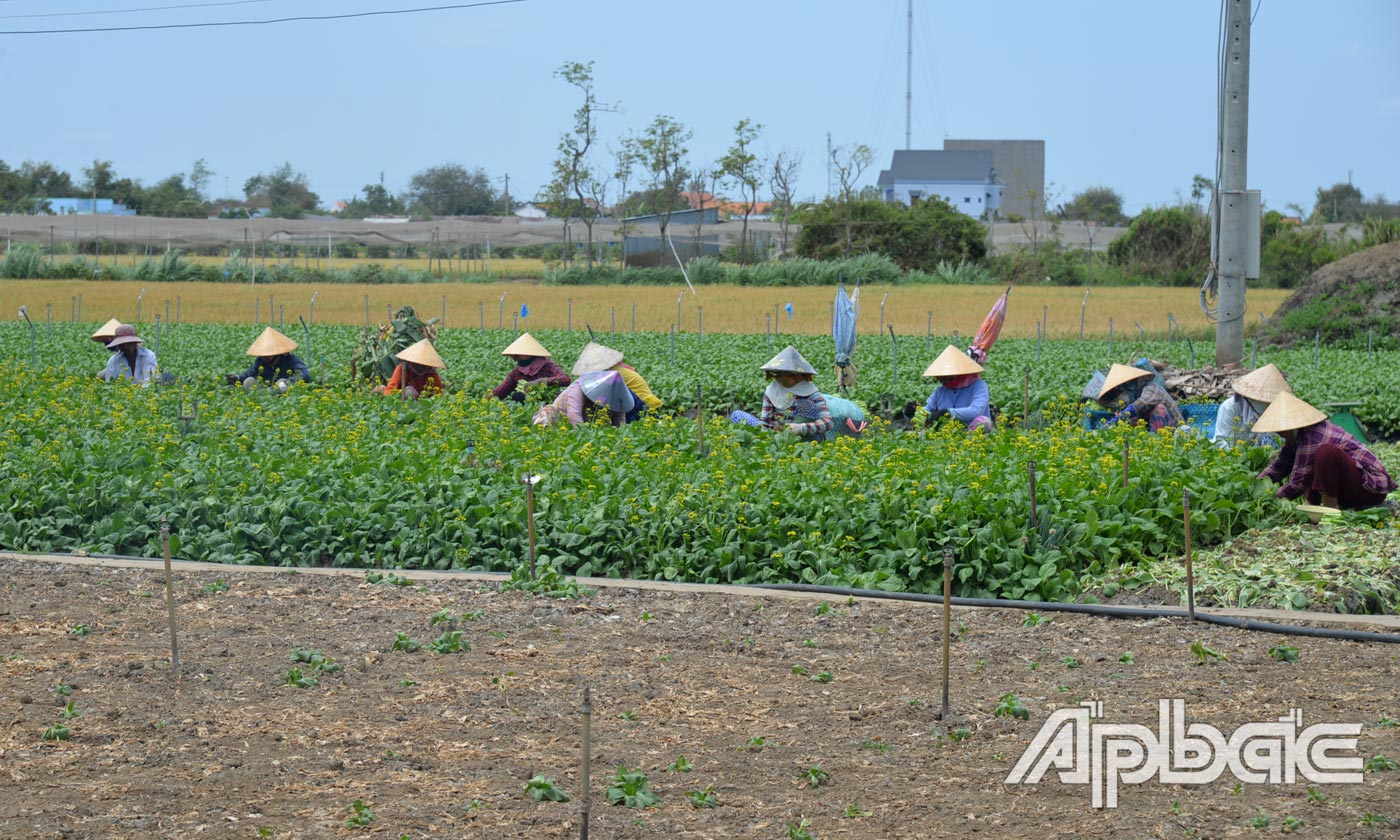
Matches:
[[1183, 489, 1195, 620], [524, 477, 538, 580], [939, 547, 953, 721], [1122, 438, 1130, 488], [1028, 460, 1038, 528], [696, 384, 705, 457], [580, 685, 592, 840], [160, 518, 180, 674]]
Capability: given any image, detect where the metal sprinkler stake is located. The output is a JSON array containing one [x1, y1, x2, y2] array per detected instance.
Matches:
[[178, 397, 197, 435], [939, 547, 953, 721], [1122, 438, 1131, 489], [522, 474, 541, 581], [19, 306, 36, 368], [160, 518, 180, 674], [1183, 489, 1195, 620], [579, 685, 593, 840], [696, 385, 706, 457], [1028, 460, 1038, 529]]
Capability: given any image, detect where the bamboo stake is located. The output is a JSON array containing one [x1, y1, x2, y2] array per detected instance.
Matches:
[[160, 518, 180, 674], [939, 547, 953, 721], [1183, 489, 1195, 620], [579, 685, 592, 840]]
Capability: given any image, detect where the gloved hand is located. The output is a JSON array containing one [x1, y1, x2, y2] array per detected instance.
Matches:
[[925, 408, 948, 427], [902, 400, 918, 419]]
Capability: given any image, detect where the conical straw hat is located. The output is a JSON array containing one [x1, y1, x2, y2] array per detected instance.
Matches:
[[501, 332, 550, 357], [1097, 363, 1152, 399], [572, 341, 625, 376], [396, 338, 445, 369], [91, 318, 123, 343], [923, 344, 984, 377], [760, 345, 817, 375], [1232, 363, 1291, 402], [246, 326, 298, 356], [1250, 392, 1328, 434]]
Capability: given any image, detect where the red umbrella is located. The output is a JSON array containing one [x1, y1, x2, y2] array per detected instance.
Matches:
[[970, 286, 1010, 362]]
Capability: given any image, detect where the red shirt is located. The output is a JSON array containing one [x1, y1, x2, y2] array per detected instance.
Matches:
[[385, 363, 443, 396]]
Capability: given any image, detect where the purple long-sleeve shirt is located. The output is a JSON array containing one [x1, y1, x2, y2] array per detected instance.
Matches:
[[1260, 421, 1396, 500], [492, 357, 570, 399]]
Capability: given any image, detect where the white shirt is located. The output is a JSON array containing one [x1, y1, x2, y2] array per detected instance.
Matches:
[[100, 346, 159, 385], [1212, 394, 1277, 447]]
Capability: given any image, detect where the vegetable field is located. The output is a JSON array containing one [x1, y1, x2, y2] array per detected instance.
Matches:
[[4, 320, 1396, 607]]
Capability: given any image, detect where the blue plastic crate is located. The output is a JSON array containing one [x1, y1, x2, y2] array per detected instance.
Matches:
[[1083, 402, 1220, 434]]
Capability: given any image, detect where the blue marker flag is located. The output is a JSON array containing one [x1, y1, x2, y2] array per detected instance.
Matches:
[[785, 302, 793, 320], [520, 304, 530, 318]]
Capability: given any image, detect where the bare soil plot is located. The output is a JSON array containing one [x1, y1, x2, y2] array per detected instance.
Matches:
[[2, 558, 1397, 839]]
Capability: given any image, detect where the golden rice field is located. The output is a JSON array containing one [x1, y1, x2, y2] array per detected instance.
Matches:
[[3, 280, 1292, 338]]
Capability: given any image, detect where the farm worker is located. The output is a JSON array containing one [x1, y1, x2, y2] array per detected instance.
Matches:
[[1213, 363, 1289, 447], [376, 338, 446, 399], [533, 370, 636, 428], [98, 324, 159, 385], [572, 341, 663, 414], [1253, 392, 1397, 512], [916, 344, 994, 432], [1096, 363, 1183, 432], [91, 318, 123, 346], [227, 327, 311, 392], [492, 333, 570, 402], [729, 345, 833, 441]]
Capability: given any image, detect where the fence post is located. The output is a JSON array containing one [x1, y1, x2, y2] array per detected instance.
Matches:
[[1080, 288, 1089, 340], [697, 306, 703, 342]]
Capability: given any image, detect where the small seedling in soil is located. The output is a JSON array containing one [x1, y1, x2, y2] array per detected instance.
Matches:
[[430, 608, 456, 626], [1359, 813, 1390, 827], [606, 767, 659, 808], [427, 630, 468, 654], [1119, 651, 1135, 664], [843, 803, 872, 818], [952, 621, 969, 641], [744, 736, 769, 751], [802, 638, 818, 648], [639, 611, 653, 622], [345, 799, 376, 827], [1269, 644, 1300, 663], [1022, 612, 1049, 628], [950, 728, 972, 743], [391, 632, 422, 652], [859, 738, 890, 751], [971, 660, 986, 674], [41, 724, 71, 741], [365, 571, 384, 584], [524, 775, 569, 802], [1026, 661, 1039, 671], [488, 630, 508, 639], [54, 682, 72, 697], [1306, 787, 1327, 803], [1061, 656, 1080, 669], [465, 798, 486, 812], [199, 578, 229, 594], [290, 647, 342, 673], [1280, 815, 1304, 833], [1170, 800, 1181, 815], [1229, 782, 1243, 795], [787, 817, 816, 840], [669, 755, 693, 773], [68, 624, 91, 636], [791, 665, 808, 676], [686, 785, 716, 809], [809, 671, 834, 683], [1247, 810, 1270, 829], [398, 678, 417, 687], [284, 668, 318, 688], [618, 710, 637, 721], [800, 766, 830, 788], [59, 702, 82, 719], [1377, 715, 1399, 729], [907, 698, 926, 708], [994, 692, 1030, 721], [256, 828, 274, 838], [460, 610, 484, 621], [1364, 754, 1398, 772], [813, 602, 834, 617], [1190, 640, 1227, 665]]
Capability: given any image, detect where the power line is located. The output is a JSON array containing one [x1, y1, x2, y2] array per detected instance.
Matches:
[[0, 1, 276, 21], [0, 0, 525, 35]]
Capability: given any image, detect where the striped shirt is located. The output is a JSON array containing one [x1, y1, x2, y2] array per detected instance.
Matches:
[[1260, 421, 1397, 500], [759, 391, 833, 439]]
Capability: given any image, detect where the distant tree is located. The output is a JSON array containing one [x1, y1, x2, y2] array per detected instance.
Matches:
[[612, 144, 639, 266], [1059, 186, 1125, 225], [405, 163, 496, 217], [1312, 182, 1363, 223], [81, 160, 118, 197], [684, 162, 718, 261], [141, 174, 203, 217], [244, 163, 320, 218], [1106, 206, 1209, 285], [768, 148, 802, 258], [339, 182, 406, 219], [188, 158, 214, 203], [828, 142, 874, 257], [625, 115, 691, 251], [546, 60, 615, 267], [795, 196, 986, 270], [1190, 174, 1213, 213], [718, 118, 764, 263]]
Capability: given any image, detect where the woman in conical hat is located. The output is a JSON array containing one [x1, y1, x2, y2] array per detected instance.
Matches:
[[1212, 363, 1290, 447], [98, 324, 159, 385], [913, 345, 993, 433], [492, 332, 570, 402], [533, 370, 637, 428], [91, 318, 123, 345], [1255, 392, 1397, 511], [572, 341, 664, 412], [728, 345, 833, 440], [1096, 362, 1183, 432], [376, 338, 446, 399], [227, 327, 311, 390]]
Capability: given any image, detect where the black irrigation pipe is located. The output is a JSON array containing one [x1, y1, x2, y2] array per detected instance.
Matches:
[[755, 584, 1400, 645], [10, 551, 1399, 645]]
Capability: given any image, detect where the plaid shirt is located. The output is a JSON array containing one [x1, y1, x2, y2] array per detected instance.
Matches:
[[760, 391, 833, 438], [1260, 421, 1397, 500], [492, 357, 570, 399], [1109, 382, 1184, 433]]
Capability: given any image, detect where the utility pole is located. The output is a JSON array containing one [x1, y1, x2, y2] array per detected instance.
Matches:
[[1215, 0, 1250, 367], [504, 173, 511, 216], [826, 132, 833, 198], [905, 0, 913, 150]]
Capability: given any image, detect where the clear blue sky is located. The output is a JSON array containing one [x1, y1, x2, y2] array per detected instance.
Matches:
[[2, 0, 1396, 216]]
